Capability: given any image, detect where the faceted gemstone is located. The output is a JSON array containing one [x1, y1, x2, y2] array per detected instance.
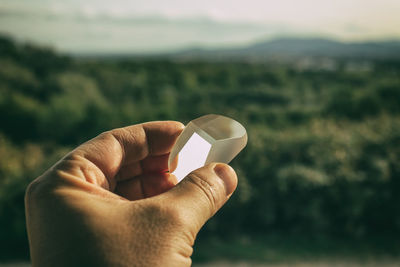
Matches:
[[169, 114, 247, 182]]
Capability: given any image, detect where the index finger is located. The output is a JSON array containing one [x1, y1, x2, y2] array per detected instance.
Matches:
[[71, 121, 184, 182]]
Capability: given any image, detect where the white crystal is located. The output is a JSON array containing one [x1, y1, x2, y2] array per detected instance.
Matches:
[[169, 114, 248, 182]]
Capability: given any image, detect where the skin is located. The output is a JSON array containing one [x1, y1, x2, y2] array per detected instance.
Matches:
[[25, 121, 238, 267]]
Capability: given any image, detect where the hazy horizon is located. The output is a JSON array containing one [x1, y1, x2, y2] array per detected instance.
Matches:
[[1, 0, 399, 54]]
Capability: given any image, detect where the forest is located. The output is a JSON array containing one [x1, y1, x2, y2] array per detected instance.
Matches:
[[0, 35, 400, 262]]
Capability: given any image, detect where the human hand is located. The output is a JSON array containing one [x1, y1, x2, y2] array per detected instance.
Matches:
[[25, 121, 237, 266]]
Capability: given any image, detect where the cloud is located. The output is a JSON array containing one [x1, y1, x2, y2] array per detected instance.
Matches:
[[0, 0, 399, 54], [0, 4, 293, 54]]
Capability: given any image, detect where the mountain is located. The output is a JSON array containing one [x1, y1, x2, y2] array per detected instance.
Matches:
[[168, 38, 400, 61]]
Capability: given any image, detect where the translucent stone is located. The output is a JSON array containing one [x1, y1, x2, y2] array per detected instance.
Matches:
[[168, 114, 248, 182]]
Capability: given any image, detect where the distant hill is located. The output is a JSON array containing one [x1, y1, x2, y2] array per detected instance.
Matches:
[[167, 38, 400, 61]]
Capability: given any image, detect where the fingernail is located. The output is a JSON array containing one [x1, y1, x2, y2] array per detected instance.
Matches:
[[213, 164, 237, 196]]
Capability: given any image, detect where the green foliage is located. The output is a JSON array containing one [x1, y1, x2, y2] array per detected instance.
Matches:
[[0, 134, 69, 259], [1, 36, 400, 259]]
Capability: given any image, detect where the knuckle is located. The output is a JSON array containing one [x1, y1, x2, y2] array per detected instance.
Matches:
[[25, 170, 64, 204], [25, 180, 39, 202], [25, 177, 49, 203], [103, 128, 119, 137], [185, 172, 218, 213], [99, 129, 121, 143], [103, 127, 127, 139], [99, 130, 118, 144]]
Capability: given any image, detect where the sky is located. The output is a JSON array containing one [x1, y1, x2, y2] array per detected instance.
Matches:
[[0, 0, 399, 54]]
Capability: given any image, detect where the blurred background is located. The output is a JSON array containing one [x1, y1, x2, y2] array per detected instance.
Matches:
[[1, 0, 400, 266]]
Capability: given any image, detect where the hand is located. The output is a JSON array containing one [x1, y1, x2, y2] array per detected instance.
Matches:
[[25, 121, 237, 266]]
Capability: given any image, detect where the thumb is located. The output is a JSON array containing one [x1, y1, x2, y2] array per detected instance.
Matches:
[[162, 163, 237, 235]]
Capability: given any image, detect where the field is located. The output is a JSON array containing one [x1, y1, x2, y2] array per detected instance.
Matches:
[[1, 35, 400, 263]]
